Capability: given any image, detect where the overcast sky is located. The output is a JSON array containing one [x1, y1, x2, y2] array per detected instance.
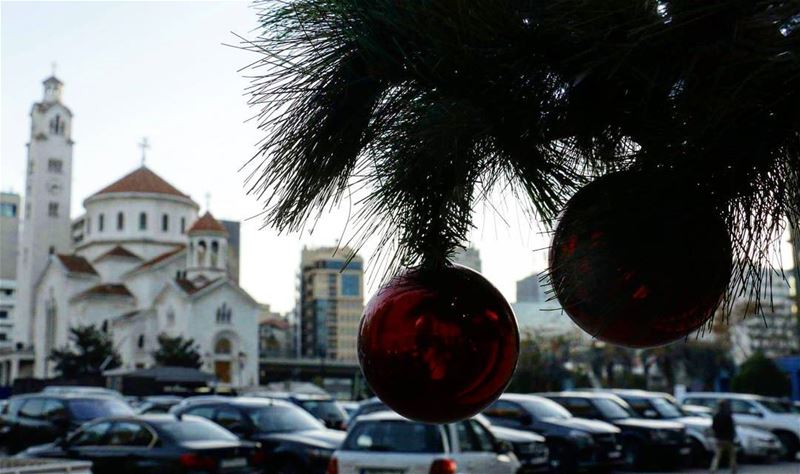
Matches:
[[2, 1, 557, 313]]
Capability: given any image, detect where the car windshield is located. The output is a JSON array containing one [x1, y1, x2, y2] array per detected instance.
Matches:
[[651, 397, 685, 419], [246, 404, 324, 433], [68, 398, 133, 422], [159, 419, 239, 442], [518, 398, 571, 420], [344, 420, 443, 453], [299, 399, 347, 422], [593, 398, 633, 420], [758, 399, 792, 414]]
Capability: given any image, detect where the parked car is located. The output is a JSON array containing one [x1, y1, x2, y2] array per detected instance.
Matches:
[[541, 391, 691, 469], [135, 395, 185, 414], [0, 393, 134, 454], [329, 411, 521, 474], [611, 389, 783, 463], [42, 386, 125, 399], [245, 391, 347, 430], [482, 393, 623, 473], [681, 404, 713, 418], [346, 397, 551, 473], [679, 392, 800, 460], [337, 401, 359, 419], [173, 396, 345, 474], [17, 414, 263, 474], [170, 395, 235, 413]]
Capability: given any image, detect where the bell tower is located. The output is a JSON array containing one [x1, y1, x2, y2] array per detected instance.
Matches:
[[14, 75, 74, 348]]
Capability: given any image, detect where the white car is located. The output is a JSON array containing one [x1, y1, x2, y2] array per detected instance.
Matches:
[[679, 392, 800, 460], [328, 411, 521, 474]]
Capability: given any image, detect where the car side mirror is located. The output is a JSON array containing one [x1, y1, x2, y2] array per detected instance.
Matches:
[[495, 440, 514, 455]]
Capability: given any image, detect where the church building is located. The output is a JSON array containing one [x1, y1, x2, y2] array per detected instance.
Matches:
[[2, 76, 260, 387]]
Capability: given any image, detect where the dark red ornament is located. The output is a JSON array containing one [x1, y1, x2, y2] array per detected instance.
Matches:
[[549, 171, 732, 348], [358, 265, 519, 423]]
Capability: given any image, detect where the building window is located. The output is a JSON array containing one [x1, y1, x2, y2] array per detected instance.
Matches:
[[341, 274, 361, 296], [215, 337, 232, 354], [49, 114, 65, 135], [48, 202, 59, 217], [216, 303, 232, 324], [47, 159, 63, 174], [137, 334, 145, 349], [98, 214, 105, 232], [162, 213, 169, 232], [0, 203, 17, 217], [166, 308, 175, 326], [139, 212, 147, 230], [101, 320, 108, 332], [117, 212, 124, 230], [180, 217, 186, 234], [197, 240, 207, 266], [86, 217, 91, 235], [45, 296, 57, 354], [0, 310, 7, 319], [210, 240, 219, 267]]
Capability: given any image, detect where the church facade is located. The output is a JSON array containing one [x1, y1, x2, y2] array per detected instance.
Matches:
[[2, 76, 260, 387]]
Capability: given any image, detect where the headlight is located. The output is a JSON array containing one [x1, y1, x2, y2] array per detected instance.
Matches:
[[569, 430, 594, 447]]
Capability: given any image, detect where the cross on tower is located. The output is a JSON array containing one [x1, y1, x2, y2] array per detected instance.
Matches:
[[138, 137, 150, 166]]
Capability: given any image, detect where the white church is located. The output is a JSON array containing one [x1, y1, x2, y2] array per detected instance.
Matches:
[[2, 76, 260, 387]]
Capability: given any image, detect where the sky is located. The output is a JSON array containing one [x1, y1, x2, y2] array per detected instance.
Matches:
[[1, 1, 553, 313]]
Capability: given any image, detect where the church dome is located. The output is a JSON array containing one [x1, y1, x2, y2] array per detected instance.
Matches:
[[91, 166, 191, 199], [79, 166, 199, 258]]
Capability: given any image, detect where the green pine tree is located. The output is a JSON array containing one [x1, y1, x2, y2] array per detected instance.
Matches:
[[152, 333, 203, 369], [49, 324, 121, 378]]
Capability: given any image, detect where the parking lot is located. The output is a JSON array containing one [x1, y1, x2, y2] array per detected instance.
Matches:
[[627, 461, 800, 474]]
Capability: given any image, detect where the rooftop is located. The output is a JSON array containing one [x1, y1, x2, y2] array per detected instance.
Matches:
[[57, 254, 98, 275], [90, 166, 192, 200], [187, 212, 228, 235]]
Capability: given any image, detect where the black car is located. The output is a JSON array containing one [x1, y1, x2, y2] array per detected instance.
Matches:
[[18, 414, 262, 474], [172, 396, 345, 474], [349, 397, 552, 472], [0, 393, 134, 454], [541, 391, 691, 469], [483, 393, 623, 473], [246, 391, 347, 431], [136, 396, 185, 414]]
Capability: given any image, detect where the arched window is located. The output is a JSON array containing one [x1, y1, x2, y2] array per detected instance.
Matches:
[[117, 212, 124, 231], [139, 212, 147, 230], [197, 240, 207, 266], [180, 217, 186, 234], [98, 213, 105, 232], [214, 337, 232, 354], [166, 308, 175, 326], [162, 213, 169, 232], [215, 303, 232, 324], [210, 240, 219, 267], [86, 217, 91, 235], [44, 294, 57, 354], [101, 320, 108, 332], [137, 334, 145, 349], [49, 115, 64, 135]]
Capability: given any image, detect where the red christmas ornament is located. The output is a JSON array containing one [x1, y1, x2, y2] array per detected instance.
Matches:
[[549, 171, 732, 348], [358, 265, 519, 423]]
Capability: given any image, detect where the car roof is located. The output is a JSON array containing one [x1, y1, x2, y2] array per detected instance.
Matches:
[[681, 392, 766, 401], [181, 396, 295, 408], [247, 391, 331, 401], [500, 393, 552, 403], [12, 392, 124, 401]]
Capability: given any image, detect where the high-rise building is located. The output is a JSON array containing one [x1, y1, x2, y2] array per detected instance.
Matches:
[[299, 246, 364, 361], [516, 273, 542, 303], [14, 76, 74, 354], [0, 192, 20, 349], [221, 220, 240, 283], [452, 246, 482, 272]]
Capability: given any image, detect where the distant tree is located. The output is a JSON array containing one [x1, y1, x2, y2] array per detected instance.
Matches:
[[49, 324, 121, 378], [152, 333, 202, 368], [731, 352, 791, 397]]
